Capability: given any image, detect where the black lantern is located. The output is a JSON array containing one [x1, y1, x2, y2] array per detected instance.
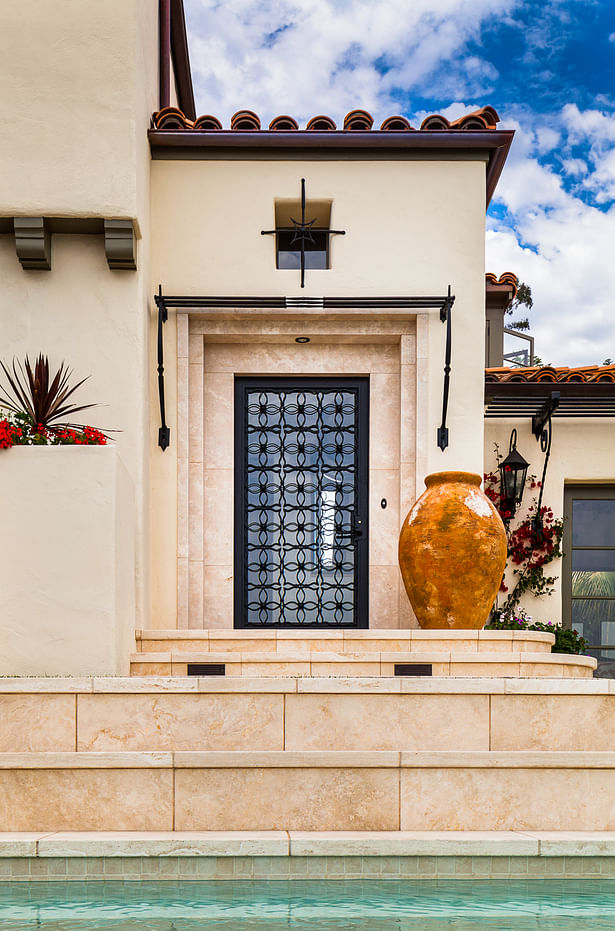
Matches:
[[499, 429, 529, 521]]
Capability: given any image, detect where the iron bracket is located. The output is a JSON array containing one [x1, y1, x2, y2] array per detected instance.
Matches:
[[437, 285, 455, 450], [154, 284, 170, 450]]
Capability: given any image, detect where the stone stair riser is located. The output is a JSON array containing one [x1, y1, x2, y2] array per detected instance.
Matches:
[[129, 650, 594, 679], [137, 630, 555, 656], [2, 752, 615, 832], [2, 687, 615, 753]]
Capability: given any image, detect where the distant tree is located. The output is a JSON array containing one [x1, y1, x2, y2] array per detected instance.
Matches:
[[506, 282, 533, 331], [603, 358, 613, 365]]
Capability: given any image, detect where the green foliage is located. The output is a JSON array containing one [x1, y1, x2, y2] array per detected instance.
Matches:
[[506, 281, 533, 333], [486, 615, 588, 655]]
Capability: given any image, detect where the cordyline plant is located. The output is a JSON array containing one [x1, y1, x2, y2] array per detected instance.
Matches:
[[0, 354, 107, 448]]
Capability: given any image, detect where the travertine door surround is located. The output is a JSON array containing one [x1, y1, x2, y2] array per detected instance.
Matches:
[[177, 312, 421, 629]]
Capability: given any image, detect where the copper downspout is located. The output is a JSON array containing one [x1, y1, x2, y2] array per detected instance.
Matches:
[[159, 0, 171, 110]]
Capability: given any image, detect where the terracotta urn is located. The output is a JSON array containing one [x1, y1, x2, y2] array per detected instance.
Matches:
[[398, 471, 507, 630]]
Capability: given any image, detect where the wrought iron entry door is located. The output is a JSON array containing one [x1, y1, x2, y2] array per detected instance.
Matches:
[[234, 377, 369, 628]]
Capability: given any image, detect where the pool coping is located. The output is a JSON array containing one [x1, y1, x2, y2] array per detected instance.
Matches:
[[1, 831, 615, 858], [2, 833, 615, 881]]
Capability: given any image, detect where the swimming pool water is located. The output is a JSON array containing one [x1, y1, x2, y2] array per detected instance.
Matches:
[[1, 879, 615, 929]]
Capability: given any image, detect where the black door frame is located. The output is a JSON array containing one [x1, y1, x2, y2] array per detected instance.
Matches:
[[234, 376, 369, 628]]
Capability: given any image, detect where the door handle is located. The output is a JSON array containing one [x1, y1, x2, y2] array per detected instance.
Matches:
[[339, 512, 363, 540]]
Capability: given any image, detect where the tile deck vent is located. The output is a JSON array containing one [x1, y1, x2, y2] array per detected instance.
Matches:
[[187, 664, 226, 676], [394, 663, 433, 676]]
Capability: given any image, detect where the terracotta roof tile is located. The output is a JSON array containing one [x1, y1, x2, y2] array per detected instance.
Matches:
[[151, 105, 502, 135], [380, 116, 413, 131], [306, 115, 337, 131], [485, 365, 615, 384], [269, 115, 299, 131], [486, 271, 518, 290], [193, 114, 222, 130], [230, 110, 260, 131], [343, 109, 374, 131]]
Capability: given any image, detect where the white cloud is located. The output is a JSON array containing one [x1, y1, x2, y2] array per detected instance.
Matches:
[[182, 2, 615, 367], [487, 110, 615, 365], [184, 0, 518, 125]]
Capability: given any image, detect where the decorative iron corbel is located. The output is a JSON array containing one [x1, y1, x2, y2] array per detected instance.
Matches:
[[437, 285, 455, 451], [154, 285, 170, 450], [531, 390, 560, 532]]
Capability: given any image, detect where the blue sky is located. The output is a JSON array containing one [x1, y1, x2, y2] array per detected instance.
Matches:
[[183, 0, 615, 365]]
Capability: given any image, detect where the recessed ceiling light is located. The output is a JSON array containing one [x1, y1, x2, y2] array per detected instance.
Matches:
[[295, 336, 311, 343]]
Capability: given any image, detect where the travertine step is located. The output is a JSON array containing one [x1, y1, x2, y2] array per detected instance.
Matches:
[[130, 649, 595, 678], [3, 749, 615, 832], [2, 677, 612, 753], [136, 628, 556, 655]]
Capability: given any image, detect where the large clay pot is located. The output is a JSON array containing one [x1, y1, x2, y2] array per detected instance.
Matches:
[[398, 471, 507, 630]]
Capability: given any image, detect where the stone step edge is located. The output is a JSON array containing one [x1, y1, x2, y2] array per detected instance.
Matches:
[[130, 650, 595, 666], [4, 750, 615, 768], [2, 676, 609, 694], [136, 629, 555, 644], [2, 831, 615, 859]]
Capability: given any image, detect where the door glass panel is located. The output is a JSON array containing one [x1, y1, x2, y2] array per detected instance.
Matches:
[[238, 381, 367, 627], [572, 499, 615, 547]]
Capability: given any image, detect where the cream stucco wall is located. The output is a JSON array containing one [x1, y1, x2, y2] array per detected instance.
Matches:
[[0, 447, 134, 676], [0, 0, 159, 635], [0, 0, 157, 218], [485, 418, 615, 625], [150, 156, 488, 628]]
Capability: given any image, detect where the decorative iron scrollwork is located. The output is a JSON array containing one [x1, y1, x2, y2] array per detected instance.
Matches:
[[242, 384, 362, 626]]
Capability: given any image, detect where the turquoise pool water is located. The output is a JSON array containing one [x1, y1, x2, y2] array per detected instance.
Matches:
[[1, 879, 615, 929]]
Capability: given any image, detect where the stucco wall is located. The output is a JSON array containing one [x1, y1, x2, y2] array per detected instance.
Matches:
[[0, 0, 157, 218], [150, 155, 488, 627], [0, 447, 135, 676], [0, 0, 158, 633], [485, 418, 615, 625]]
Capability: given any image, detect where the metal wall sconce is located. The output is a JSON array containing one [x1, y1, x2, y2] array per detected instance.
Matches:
[[499, 428, 530, 522], [531, 390, 560, 534]]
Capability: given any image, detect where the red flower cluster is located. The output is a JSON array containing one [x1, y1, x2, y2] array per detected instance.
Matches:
[[508, 506, 558, 568], [0, 418, 106, 449], [53, 426, 107, 446], [0, 419, 23, 448]]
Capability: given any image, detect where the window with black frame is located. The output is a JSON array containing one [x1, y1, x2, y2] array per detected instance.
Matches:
[[564, 485, 615, 677]]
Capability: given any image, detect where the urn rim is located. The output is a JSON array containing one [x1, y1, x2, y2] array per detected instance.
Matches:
[[424, 470, 482, 488]]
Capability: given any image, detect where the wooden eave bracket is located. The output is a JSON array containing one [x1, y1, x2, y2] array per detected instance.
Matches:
[[103, 219, 137, 270], [14, 217, 51, 270], [8, 217, 137, 271]]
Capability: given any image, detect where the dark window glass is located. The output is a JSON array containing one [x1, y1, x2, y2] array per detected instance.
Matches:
[[572, 499, 615, 547], [572, 600, 615, 660], [276, 230, 328, 270], [572, 549, 615, 572], [566, 487, 615, 676]]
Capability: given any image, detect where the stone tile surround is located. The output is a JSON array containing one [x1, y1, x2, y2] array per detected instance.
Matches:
[[1, 832, 615, 881], [177, 312, 419, 630]]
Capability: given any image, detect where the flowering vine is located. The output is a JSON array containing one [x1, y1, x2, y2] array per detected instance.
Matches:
[[484, 456, 563, 616]]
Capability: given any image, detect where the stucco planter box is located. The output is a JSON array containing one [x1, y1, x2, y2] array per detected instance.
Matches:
[[0, 446, 135, 676]]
